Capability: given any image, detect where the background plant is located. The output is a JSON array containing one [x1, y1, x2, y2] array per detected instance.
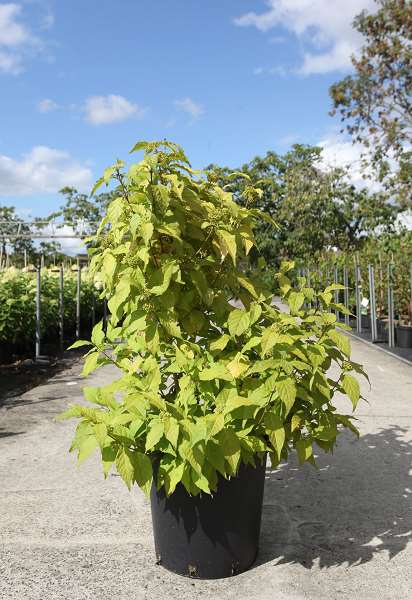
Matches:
[[0, 267, 102, 353]]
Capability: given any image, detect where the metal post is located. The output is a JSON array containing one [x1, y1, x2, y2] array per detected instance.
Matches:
[[388, 262, 395, 348], [368, 264, 378, 343], [35, 264, 41, 360], [76, 257, 81, 339], [343, 266, 350, 327], [355, 263, 362, 333], [59, 265, 64, 353], [334, 266, 339, 321]]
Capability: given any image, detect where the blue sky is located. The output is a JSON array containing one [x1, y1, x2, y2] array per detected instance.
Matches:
[[0, 0, 375, 219]]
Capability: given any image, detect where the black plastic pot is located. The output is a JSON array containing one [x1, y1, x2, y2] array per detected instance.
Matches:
[[395, 325, 412, 348], [377, 318, 389, 342], [150, 457, 266, 579], [361, 314, 371, 330]]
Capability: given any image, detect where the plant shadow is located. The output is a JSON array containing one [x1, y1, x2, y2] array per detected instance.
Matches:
[[0, 427, 24, 439], [257, 425, 412, 569]]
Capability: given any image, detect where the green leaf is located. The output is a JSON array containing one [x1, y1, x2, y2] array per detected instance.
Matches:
[[288, 291, 305, 315], [237, 275, 258, 299], [130, 141, 149, 153], [145, 419, 164, 451], [241, 336, 261, 353], [276, 378, 296, 416], [206, 440, 225, 475], [93, 423, 108, 449], [132, 451, 153, 496], [68, 340, 93, 350], [324, 284, 346, 293], [82, 351, 101, 377], [91, 176, 105, 196], [248, 302, 262, 324], [77, 435, 99, 465], [226, 355, 250, 378], [91, 322, 105, 346], [199, 363, 233, 381], [219, 429, 241, 474], [102, 253, 116, 280], [164, 418, 179, 448], [295, 438, 313, 464], [149, 261, 179, 296], [165, 462, 184, 496], [102, 445, 117, 477], [228, 309, 250, 338], [141, 222, 154, 245], [218, 230, 237, 265], [264, 413, 285, 457], [210, 334, 230, 352], [328, 329, 351, 357], [108, 278, 131, 320], [341, 374, 360, 410], [116, 449, 135, 490], [206, 413, 225, 439]]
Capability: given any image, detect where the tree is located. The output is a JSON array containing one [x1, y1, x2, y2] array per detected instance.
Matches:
[[208, 145, 396, 265], [49, 187, 116, 233], [330, 0, 412, 207]]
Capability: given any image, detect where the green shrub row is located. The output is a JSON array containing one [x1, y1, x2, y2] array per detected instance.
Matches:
[[0, 267, 103, 354]]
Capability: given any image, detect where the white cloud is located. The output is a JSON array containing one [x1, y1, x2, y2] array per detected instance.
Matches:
[[37, 223, 86, 256], [318, 134, 382, 191], [84, 94, 145, 125], [253, 65, 286, 77], [0, 3, 40, 74], [0, 146, 92, 196], [37, 98, 59, 112], [174, 97, 204, 119], [0, 50, 21, 74], [234, 0, 375, 75]]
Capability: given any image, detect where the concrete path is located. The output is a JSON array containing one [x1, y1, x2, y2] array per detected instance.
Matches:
[[0, 338, 411, 600]]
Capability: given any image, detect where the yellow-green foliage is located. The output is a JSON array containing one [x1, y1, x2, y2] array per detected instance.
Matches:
[[61, 141, 367, 497]]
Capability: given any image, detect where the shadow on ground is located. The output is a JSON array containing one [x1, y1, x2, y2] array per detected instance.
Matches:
[[0, 427, 24, 439], [258, 426, 412, 569], [0, 350, 84, 410]]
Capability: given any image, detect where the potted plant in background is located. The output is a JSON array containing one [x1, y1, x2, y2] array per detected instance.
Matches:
[[394, 248, 412, 349], [60, 141, 367, 579]]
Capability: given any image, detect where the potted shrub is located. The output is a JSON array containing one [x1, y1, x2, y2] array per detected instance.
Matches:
[[60, 141, 367, 579], [396, 319, 412, 348], [395, 299, 412, 349]]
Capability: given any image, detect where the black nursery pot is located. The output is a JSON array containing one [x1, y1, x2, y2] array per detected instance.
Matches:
[[395, 325, 412, 348], [377, 318, 389, 342], [150, 457, 266, 579], [361, 314, 371, 330]]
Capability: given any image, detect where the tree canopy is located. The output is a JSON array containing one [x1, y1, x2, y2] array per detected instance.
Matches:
[[208, 144, 396, 265], [330, 0, 412, 207]]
